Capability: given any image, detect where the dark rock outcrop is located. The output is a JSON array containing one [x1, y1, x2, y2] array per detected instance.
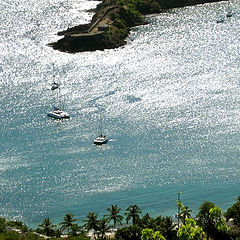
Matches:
[[49, 0, 226, 53], [49, 32, 110, 53]]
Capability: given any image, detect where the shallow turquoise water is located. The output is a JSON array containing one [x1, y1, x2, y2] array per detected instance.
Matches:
[[0, 0, 239, 228]]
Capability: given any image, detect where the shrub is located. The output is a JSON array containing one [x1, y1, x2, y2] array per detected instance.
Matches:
[[136, 0, 162, 14], [119, 7, 143, 26], [113, 19, 126, 29]]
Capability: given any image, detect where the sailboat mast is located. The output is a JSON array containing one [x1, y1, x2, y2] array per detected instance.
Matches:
[[58, 86, 61, 109], [100, 116, 103, 136]]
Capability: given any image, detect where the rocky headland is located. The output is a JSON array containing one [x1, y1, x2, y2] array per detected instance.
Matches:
[[49, 0, 226, 53]]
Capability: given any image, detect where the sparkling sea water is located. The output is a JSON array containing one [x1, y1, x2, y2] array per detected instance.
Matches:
[[0, 0, 239, 228]]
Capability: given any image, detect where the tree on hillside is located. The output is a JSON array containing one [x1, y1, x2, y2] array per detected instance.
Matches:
[[225, 196, 240, 226], [115, 225, 142, 240], [181, 206, 192, 224], [196, 202, 230, 240], [6, 220, 28, 233], [161, 216, 176, 240], [104, 204, 123, 228], [141, 228, 166, 240], [208, 206, 230, 239], [177, 218, 205, 240], [60, 213, 78, 236], [136, 214, 176, 239], [125, 205, 142, 225], [196, 201, 215, 240], [95, 218, 112, 240], [137, 213, 156, 230], [177, 201, 192, 225], [38, 218, 56, 236], [70, 223, 82, 236], [83, 212, 99, 239], [83, 212, 98, 231], [0, 218, 6, 233]]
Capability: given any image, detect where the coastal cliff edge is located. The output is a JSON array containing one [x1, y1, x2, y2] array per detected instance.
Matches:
[[48, 0, 226, 53]]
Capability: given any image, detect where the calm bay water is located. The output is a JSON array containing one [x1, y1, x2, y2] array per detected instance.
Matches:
[[0, 0, 239, 228]]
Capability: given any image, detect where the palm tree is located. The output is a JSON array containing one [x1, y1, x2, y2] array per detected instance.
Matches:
[[38, 217, 56, 236], [83, 212, 99, 239], [104, 204, 123, 228], [180, 206, 192, 225], [138, 213, 154, 229], [196, 201, 215, 240], [70, 223, 81, 237], [60, 213, 78, 236], [177, 200, 192, 225], [125, 204, 142, 225], [83, 212, 98, 231], [96, 218, 112, 240]]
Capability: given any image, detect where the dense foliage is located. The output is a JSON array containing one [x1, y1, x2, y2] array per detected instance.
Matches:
[[177, 218, 205, 240], [105, 0, 224, 48], [225, 196, 240, 226], [1, 196, 240, 239]]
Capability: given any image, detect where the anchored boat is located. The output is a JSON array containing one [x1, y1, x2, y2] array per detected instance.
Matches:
[[94, 115, 108, 145], [47, 82, 70, 119]]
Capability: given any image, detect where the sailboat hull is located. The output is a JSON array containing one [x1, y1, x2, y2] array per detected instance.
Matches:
[[47, 109, 70, 119], [48, 83, 70, 119], [94, 136, 108, 145], [94, 115, 108, 145]]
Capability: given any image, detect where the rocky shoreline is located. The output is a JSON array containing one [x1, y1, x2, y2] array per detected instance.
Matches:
[[49, 0, 226, 53]]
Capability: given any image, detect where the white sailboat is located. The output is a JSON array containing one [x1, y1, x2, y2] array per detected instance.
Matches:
[[226, 8, 234, 18], [47, 82, 70, 119], [216, 9, 225, 23], [226, 0, 235, 18], [94, 116, 108, 145], [51, 81, 60, 90]]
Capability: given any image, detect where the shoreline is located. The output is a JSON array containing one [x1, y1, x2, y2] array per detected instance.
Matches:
[[49, 0, 226, 53]]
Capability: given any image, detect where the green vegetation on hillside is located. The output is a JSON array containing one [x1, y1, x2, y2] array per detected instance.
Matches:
[[1, 195, 240, 239], [50, 0, 225, 52], [105, 0, 224, 49]]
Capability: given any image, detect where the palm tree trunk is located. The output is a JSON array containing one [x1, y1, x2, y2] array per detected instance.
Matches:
[[133, 216, 135, 225]]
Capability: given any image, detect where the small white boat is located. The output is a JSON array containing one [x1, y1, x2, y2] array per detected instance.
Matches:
[[226, 0, 234, 18], [94, 116, 108, 145], [51, 82, 60, 90], [47, 107, 70, 119], [217, 19, 224, 23], [47, 81, 70, 119], [94, 134, 108, 145], [226, 10, 234, 18]]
